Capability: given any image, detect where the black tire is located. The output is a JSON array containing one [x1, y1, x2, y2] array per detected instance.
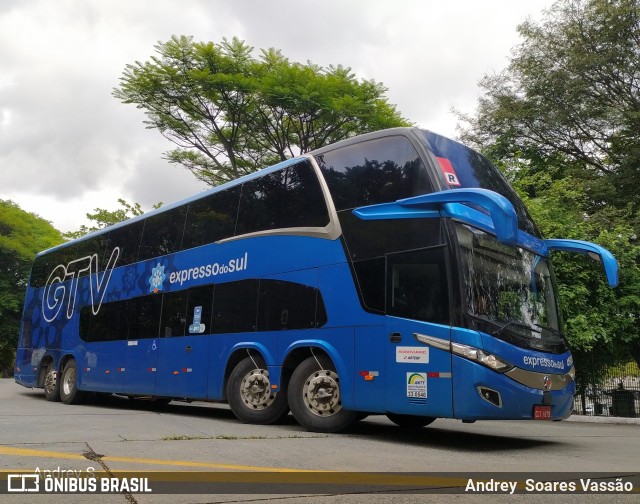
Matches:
[[59, 360, 86, 405], [288, 356, 357, 433], [386, 413, 436, 429], [227, 356, 289, 425], [43, 362, 60, 402]]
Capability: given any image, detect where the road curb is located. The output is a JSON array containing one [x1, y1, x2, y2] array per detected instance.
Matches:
[[566, 415, 640, 425]]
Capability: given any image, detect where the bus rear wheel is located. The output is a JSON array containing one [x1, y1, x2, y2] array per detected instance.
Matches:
[[288, 356, 357, 433], [43, 362, 60, 402], [59, 360, 86, 405], [386, 413, 436, 429], [227, 356, 289, 425]]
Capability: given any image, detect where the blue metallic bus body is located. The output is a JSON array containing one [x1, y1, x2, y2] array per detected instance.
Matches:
[[16, 127, 616, 427], [15, 231, 576, 420]]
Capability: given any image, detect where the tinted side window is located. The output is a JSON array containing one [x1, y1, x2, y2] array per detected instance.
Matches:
[[79, 278, 327, 342], [257, 280, 325, 331], [60, 239, 100, 271], [213, 280, 259, 334], [105, 220, 144, 266], [138, 207, 187, 262], [46, 245, 77, 278], [387, 247, 449, 325], [236, 159, 329, 235], [80, 302, 121, 342], [123, 295, 163, 340], [352, 258, 386, 313], [186, 285, 214, 335], [338, 215, 445, 314], [30, 236, 104, 288], [160, 290, 188, 338], [182, 186, 241, 250], [339, 212, 444, 261], [30, 255, 51, 288], [315, 136, 433, 211]]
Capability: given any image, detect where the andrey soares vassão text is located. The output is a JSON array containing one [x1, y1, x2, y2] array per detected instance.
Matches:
[[465, 478, 634, 494]]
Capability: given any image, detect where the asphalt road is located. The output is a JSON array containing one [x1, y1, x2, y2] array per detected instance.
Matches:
[[1, 378, 638, 504]]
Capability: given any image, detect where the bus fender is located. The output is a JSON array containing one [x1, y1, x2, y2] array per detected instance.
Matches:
[[226, 342, 276, 366], [221, 342, 278, 395], [282, 340, 353, 408]]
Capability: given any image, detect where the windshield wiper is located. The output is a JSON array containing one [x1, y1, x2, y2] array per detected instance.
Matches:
[[492, 320, 541, 337], [532, 323, 564, 338]]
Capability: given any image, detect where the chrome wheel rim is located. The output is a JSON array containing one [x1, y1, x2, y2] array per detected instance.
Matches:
[[62, 367, 75, 396], [303, 369, 342, 416], [44, 368, 57, 395], [240, 369, 275, 410]]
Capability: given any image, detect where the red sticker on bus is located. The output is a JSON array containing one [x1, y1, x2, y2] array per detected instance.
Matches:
[[436, 157, 462, 187]]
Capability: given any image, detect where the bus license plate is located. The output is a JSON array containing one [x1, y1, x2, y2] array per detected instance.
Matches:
[[533, 405, 551, 420]]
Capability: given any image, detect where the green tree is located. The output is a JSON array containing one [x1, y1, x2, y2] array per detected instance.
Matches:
[[511, 169, 640, 368], [113, 36, 410, 186], [459, 0, 640, 230], [63, 198, 162, 239], [0, 200, 63, 374], [458, 0, 640, 368]]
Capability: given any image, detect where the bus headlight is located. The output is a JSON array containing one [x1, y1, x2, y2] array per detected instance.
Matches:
[[451, 342, 514, 373]]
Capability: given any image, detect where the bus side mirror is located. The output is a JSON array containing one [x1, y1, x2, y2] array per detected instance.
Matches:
[[544, 239, 619, 287], [353, 188, 519, 246]]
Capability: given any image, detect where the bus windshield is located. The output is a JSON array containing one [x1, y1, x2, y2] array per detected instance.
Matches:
[[456, 224, 565, 352]]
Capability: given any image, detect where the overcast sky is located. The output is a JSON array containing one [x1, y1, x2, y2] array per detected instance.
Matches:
[[0, 0, 556, 233]]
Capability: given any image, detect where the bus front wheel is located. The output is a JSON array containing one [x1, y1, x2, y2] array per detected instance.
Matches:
[[59, 360, 85, 405], [288, 356, 357, 433], [227, 356, 289, 425], [43, 362, 60, 402]]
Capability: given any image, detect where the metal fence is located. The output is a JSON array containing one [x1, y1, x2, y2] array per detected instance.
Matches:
[[572, 357, 640, 418]]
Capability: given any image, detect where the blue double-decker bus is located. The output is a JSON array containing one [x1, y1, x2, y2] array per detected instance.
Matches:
[[15, 128, 619, 432]]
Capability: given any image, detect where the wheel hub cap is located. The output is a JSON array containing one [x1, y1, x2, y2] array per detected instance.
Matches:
[[241, 369, 275, 410], [63, 368, 75, 395], [304, 370, 342, 416]]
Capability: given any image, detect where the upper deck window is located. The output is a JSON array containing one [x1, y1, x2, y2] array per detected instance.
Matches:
[[314, 135, 432, 211], [417, 130, 540, 237], [181, 186, 241, 250], [138, 207, 188, 261], [236, 159, 329, 235]]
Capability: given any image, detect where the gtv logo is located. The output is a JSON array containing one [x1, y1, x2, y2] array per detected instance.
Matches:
[[42, 248, 120, 322]]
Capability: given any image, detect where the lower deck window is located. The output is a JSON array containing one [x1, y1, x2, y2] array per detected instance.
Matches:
[[79, 278, 328, 342], [387, 247, 450, 325]]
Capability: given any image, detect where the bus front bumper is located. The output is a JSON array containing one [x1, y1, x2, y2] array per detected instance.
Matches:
[[452, 356, 575, 421]]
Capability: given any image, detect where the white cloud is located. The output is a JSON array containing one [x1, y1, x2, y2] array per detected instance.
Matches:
[[0, 0, 555, 233]]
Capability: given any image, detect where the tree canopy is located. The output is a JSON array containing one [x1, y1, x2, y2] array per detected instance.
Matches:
[[458, 0, 640, 370], [0, 200, 63, 373], [113, 36, 410, 186], [460, 0, 640, 228]]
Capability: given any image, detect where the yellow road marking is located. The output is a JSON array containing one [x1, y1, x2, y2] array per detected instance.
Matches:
[[0, 446, 84, 461], [0, 445, 313, 472]]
